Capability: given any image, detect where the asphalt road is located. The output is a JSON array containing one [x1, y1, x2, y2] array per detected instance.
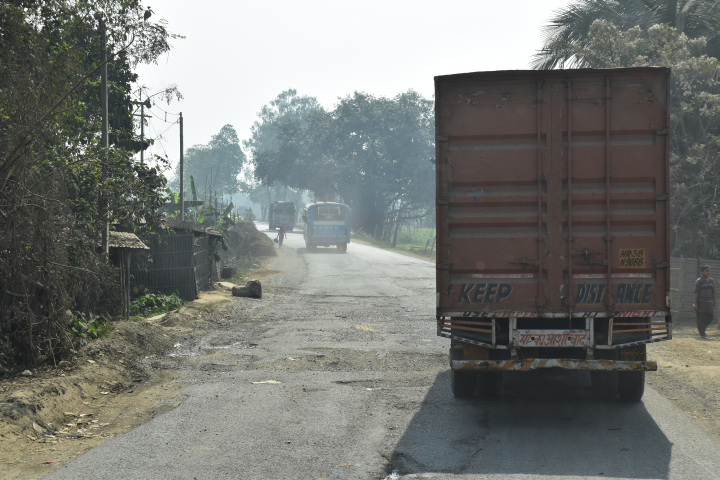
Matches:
[[46, 225, 720, 480]]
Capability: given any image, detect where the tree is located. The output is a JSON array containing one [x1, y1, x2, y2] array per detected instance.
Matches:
[[533, 0, 720, 69], [556, 20, 720, 257], [0, 0, 179, 369], [244, 89, 324, 155], [251, 108, 339, 200], [329, 91, 435, 239], [174, 125, 246, 200], [243, 89, 323, 210]]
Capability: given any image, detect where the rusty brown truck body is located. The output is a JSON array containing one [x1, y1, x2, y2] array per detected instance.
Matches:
[[434, 68, 672, 402]]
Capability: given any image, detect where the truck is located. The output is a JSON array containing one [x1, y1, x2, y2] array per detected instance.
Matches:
[[435, 67, 672, 402], [268, 201, 295, 231]]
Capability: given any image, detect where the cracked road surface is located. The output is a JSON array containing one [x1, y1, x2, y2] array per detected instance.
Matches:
[[46, 226, 720, 479]]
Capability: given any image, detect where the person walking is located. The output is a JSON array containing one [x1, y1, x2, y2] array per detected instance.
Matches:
[[693, 265, 715, 338], [277, 225, 286, 249]]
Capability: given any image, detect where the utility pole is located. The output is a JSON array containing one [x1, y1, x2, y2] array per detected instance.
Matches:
[[100, 19, 109, 255], [179, 112, 184, 221], [140, 90, 145, 164]]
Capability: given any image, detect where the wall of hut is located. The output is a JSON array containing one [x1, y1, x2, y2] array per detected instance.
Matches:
[[130, 228, 221, 301]]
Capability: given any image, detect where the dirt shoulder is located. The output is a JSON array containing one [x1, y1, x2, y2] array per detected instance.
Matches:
[[0, 289, 235, 480], [647, 320, 720, 439]]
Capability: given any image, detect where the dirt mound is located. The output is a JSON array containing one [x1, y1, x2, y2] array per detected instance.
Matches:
[[230, 221, 276, 257], [0, 319, 181, 478], [0, 320, 175, 426]]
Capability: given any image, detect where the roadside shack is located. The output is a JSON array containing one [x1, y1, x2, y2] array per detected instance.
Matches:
[[107, 231, 150, 320], [130, 223, 223, 302]]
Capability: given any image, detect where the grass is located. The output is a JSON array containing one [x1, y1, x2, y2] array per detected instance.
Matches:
[[353, 227, 436, 260], [395, 228, 436, 253]]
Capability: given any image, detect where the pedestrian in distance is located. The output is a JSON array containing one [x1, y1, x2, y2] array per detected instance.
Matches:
[[693, 265, 715, 338], [276, 225, 286, 249]]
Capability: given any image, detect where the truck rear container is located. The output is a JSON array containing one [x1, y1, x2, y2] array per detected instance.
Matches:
[[269, 201, 296, 231], [435, 68, 672, 401]]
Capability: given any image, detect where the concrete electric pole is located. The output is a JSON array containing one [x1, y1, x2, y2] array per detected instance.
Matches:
[[179, 112, 184, 221], [100, 19, 109, 255]]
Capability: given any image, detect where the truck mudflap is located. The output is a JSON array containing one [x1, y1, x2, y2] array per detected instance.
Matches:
[[452, 359, 657, 372]]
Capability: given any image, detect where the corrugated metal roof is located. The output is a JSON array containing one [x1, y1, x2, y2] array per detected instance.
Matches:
[[165, 219, 224, 237], [108, 231, 149, 250]]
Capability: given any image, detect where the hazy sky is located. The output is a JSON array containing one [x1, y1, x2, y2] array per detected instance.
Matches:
[[135, 0, 571, 173]]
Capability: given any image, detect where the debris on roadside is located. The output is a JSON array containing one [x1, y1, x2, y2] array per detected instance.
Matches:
[[232, 280, 262, 299]]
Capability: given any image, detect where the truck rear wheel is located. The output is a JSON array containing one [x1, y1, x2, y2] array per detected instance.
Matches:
[[451, 371, 475, 398], [618, 371, 645, 402], [590, 371, 619, 401], [617, 345, 646, 402], [476, 372, 502, 398]]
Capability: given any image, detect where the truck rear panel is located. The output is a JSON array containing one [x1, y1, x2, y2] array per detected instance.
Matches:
[[435, 68, 671, 373]]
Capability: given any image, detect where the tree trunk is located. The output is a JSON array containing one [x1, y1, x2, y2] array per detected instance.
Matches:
[[391, 216, 401, 247]]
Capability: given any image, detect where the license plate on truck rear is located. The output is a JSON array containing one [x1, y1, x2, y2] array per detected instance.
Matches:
[[514, 329, 589, 347]]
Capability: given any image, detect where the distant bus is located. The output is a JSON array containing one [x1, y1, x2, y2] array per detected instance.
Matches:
[[302, 202, 351, 252], [269, 201, 295, 231]]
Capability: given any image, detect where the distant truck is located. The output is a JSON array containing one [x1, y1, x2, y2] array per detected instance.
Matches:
[[268, 201, 295, 231], [237, 206, 254, 221], [435, 68, 672, 402]]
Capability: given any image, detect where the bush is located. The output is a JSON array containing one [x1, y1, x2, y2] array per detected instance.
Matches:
[[130, 292, 183, 317], [0, 335, 14, 375], [67, 314, 111, 342]]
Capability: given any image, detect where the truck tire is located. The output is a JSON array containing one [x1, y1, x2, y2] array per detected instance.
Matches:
[[451, 371, 475, 398], [476, 372, 502, 398], [342, 243, 347, 253], [618, 371, 645, 402], [617, 345, 646, 402], [590, 371, 619, 401]]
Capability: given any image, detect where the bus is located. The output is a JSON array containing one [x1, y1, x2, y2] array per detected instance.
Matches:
[[302, 202, 351, 252], [268, 201, 295, 231]]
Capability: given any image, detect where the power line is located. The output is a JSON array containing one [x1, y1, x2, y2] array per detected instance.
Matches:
[[147, 117, 173, 163], [149, 103, 181, 123]]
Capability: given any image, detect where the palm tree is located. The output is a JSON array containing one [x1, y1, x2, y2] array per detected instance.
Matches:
[[533, 0, 720, 69]]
